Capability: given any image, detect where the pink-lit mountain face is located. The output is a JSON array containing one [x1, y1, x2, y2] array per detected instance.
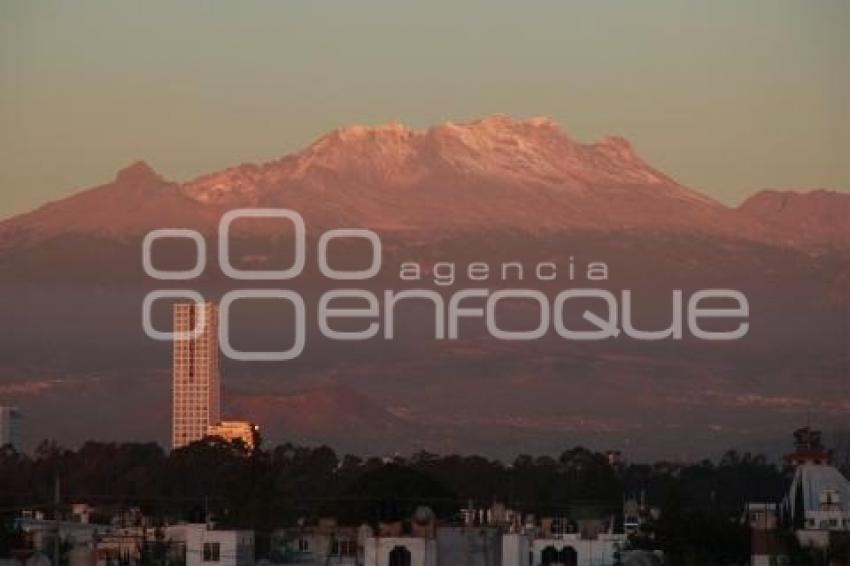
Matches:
[[4, 114, 844, 249], [178, 115, 726, 235], [0, 115, 847, 459], [738, 189, 850, 252]]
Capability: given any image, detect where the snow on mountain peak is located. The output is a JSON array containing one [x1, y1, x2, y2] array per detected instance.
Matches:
[[181, 114, 688, 206]]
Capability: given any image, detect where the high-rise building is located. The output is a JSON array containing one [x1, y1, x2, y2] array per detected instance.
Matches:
[[172, 302, 220, 449], [0, 405, 22, 450], [207, 420, 259, 450]]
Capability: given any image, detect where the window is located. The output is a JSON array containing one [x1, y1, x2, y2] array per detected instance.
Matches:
[[203, 542, 221, 562]]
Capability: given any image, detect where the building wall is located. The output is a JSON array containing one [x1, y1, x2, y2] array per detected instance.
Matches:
[[802, 509, 850, 531], [796, 529, 831, 550], [207, 420, 256, 449], [436, 526, 501, 566], [363, 537, 437, 566], [273, 530, 360, 565], [181, 524, 254, 566], [531, 535, 625, 566], [502, 533, 530, 566], [173, 303, 220, 449]]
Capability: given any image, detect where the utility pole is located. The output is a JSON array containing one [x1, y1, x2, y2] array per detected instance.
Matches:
[[53, 474, 60, 566]]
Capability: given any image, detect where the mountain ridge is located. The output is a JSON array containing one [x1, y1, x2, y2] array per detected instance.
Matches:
[[0, 115, 847, 252], [0, 116, 846, 457]]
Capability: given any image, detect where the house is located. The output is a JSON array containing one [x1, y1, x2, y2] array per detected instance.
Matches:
[[169, 523, 254, 566], [500, 513, 626, 566], [362, 507, 439, 566], [271, 518, 365, 565], [363, 536, 437, 566], [502, 531, 626, 566]]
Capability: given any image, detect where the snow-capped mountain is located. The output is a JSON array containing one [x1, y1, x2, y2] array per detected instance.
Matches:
[[7, 114, 844, 249], [0, 115, 846, 457]]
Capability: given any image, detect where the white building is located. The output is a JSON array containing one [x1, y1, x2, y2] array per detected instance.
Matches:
[[169, 523, 254, 566], [782, 463, 850, 548], [748, 428, 850, 562], [363, 536, 437, 566], [272, 520, 365, 564], [502, 532, 625, 566], [0, 405, 21, 450], [361, 507, 439, 566], [172, 302, 221, 449]]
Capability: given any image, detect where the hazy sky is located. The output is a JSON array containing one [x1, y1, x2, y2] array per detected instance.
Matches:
[[1, 1, 847, 218]]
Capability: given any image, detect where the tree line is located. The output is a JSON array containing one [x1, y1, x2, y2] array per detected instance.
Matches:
[[0, 439, 797, 563]]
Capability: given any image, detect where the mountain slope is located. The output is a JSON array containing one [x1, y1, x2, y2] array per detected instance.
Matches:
[[0, 161, 219, 249], [227, 385, 427, 453], [0, 114, 778, 245], [738, 189, 850, 252]]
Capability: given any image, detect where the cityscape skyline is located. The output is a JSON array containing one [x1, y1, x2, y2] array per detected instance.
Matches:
[[3, 424, 849, 565]]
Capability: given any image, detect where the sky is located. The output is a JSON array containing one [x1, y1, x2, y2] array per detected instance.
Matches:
[[0, 1, 847, 219]]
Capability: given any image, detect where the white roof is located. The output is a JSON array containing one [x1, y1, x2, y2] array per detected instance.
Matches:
[[785, 464, 850, 519]]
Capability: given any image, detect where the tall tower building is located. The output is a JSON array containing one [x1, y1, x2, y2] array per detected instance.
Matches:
[[172, 302, 220, 449]]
